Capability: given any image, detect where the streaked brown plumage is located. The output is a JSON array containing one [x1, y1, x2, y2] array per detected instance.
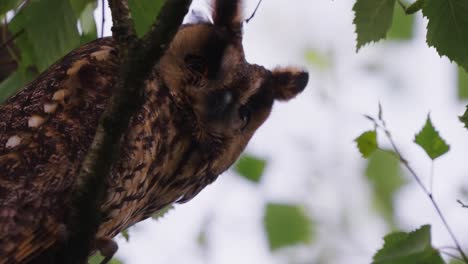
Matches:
[[0, 1, 308, 263]]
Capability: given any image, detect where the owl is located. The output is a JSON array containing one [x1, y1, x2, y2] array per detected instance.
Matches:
[[0, 0, 308, 263]]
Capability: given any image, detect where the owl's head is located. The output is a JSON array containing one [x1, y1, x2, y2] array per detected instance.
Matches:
[[158, 0, 308, 165]]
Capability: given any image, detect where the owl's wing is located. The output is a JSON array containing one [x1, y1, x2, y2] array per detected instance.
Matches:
[[0, 38, 118, 263]]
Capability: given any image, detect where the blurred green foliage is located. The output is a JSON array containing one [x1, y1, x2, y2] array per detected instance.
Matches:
[[10, 0, 80, 72], [365, 149, 406, 228], [121, 229, 130, 242], [0, 65, 35, 102], [0, 0, 22, 15], [128, 0, 164, 37], [387, 1, 414, 40], [234, 154, 267, 183], [304, 49, 331, 71], [264, 203, 314, 250], [372, 225, 445, 264], [355, 130, 378, 158], [88, 253, 123, 264], [151, 204, 174, 220], [458, 67, 468, 100]]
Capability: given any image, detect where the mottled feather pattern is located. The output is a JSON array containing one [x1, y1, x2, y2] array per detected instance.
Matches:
[[0, 1, 308, 262], [0, 38, 118, 263]]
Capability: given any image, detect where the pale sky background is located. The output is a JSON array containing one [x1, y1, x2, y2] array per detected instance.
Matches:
[[94, 1, 468, 263]]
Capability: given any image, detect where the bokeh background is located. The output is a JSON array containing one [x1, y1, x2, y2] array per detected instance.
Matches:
[[107, 1, 468, 263]]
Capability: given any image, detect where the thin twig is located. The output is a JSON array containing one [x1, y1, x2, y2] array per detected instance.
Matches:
[[1, 18, 21, 63], [0, 29, 24, 52], [382, 127, 429, 194], [440, 250, 464, 262], [439, 245, 463, 252], [457, 200, 468, 208], [245, 0, 263, 23], [101, 0, 105, 37], [375, 118, 468, 263]]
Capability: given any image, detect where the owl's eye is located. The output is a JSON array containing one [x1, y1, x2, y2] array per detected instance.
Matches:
[[238, 105, 251, 130], [220, 91, 233, 106], [184, 54, 208, 76], [211, 90, 233, 112], [206, 90, 235, 120]]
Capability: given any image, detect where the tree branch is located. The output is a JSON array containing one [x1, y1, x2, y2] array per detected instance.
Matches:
[[108, 0, 136, 49], [138, 0, 193, 76], [371, 114, 468, 264], [57, 0, 192, 263]]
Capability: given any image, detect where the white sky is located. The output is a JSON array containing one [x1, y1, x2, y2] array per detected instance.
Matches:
[[95, 1, 468, 263]]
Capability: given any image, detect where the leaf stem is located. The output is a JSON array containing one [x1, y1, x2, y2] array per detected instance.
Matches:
[[101, 0, 105, 38], [397, 0, 425, 15], [245, 0, 263, 23], [430, 161, 434, 195], [378, 120, 468, 263], [440, 250, 464, 262]]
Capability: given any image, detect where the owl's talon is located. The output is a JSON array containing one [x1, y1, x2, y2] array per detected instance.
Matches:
[[95, 237, 118, 264]]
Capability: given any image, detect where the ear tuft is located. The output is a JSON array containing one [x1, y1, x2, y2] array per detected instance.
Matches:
[[212, 0, 242, 33], [271, 68, 309, 101]]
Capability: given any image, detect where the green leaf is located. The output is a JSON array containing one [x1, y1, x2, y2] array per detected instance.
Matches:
[[414, 114, 450, 160], [88, 253, 123, 264], [406, 0, 425, 14], [69, 0, 94, 16], [151, 204, 174, 220], [304, 49, 330, 71], [9, 0, 81, 72], [9, 14, 36, 68], [120, 229, 129, 242], [459, 106, 468, 128], [69, 0, 97, 43], [458, 66, 468, 100], [78, 2, 98, 43], [128, 0, 164, 37], [0, 66, 36, 103], [197, 229, 207, 247], [353, 0, 396, 50], [234, 154, 267, 183], [422, 0, 468, 72], [0, 0, 22, 15], [372, 225, 445, 264], [355, 130, 378, 158], [365, 149, 406, 227], [264, 203, 314, 250], [387, 1, 414, 40]]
